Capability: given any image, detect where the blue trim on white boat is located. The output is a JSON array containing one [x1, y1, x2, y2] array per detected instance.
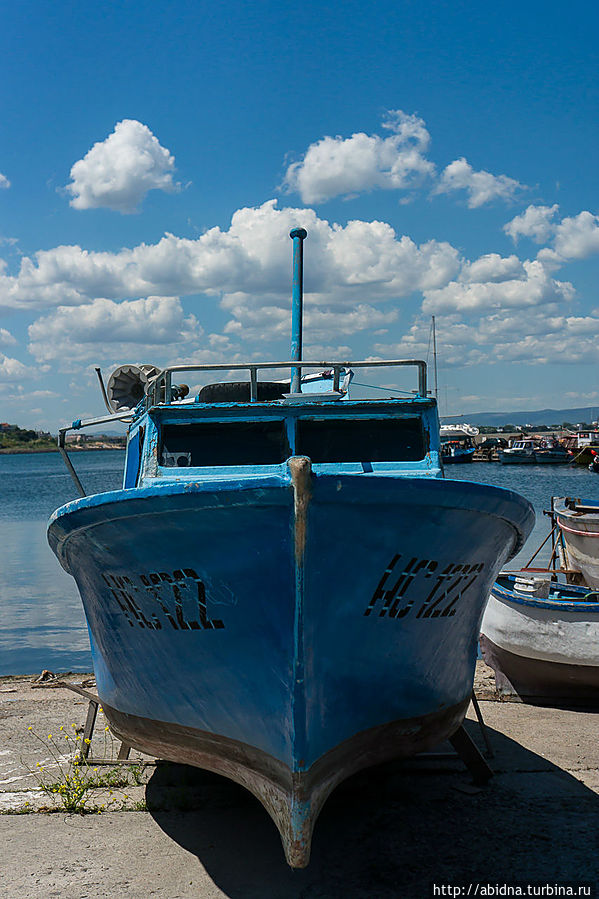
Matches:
[[491, 577, 599, 614]]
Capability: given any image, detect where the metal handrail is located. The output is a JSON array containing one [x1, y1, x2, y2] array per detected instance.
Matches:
[[57, 410, 133, 497], [146, 359, 428, 406]]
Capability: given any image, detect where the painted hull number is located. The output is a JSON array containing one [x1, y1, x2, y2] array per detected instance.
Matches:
[[102, 569, 225, 631], [364, 555, 484, 620]]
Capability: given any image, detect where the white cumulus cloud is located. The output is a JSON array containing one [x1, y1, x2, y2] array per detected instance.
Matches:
[[0, 353, 33, 380], [28, 296, 202, 365], [66, 120, 179, 213], [460, 254, 526, 284], [529, 209, 599, 270], [0, 327, 17, 346], [0, 173, 10, 190], [0, 200, 461, 316], [435, 157, 523, 208], [504, 204, 559, 243], [375, 307, 599, 369], [283, 110, 435, 204], [553, 211, 599, 261], [422, 258, 574, 314]]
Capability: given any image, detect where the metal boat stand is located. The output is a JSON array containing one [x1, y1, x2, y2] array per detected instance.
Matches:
[[470, 690, 494, 760], [59, 683, 137, 766], [413, 691, 494, 786], [64, 688, 493, 786]]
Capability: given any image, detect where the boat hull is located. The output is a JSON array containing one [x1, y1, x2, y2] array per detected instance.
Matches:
[[48, 468, 533, 865], [555, 498, 599, 587], [532, 451, 569, 464], [480, 636, 599, 704], [441, 449, 475, 464], [481, 581, 599, 705], [498, 450, 536, 465], [104, 696, 469, 866]]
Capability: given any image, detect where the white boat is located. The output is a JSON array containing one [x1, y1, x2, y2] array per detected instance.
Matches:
[[498, 438, 538, 464], [554, 497, 599, 587], [439, 424, 479, 439], [480, 571, 599, 705], [439, 425, 479, 464]]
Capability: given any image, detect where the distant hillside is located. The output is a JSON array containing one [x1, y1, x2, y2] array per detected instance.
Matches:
[[440, 406, 599, 428]]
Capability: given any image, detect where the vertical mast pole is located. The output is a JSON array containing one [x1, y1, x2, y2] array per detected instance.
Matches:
[[290, 228, 307, 393], [432, 314, 438, 401]]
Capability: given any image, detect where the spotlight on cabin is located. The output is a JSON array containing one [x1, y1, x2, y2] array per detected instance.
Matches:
[[106, 364, 160, 412]]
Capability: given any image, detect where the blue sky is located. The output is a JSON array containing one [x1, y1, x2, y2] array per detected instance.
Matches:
[[1, 0, 598, 428]]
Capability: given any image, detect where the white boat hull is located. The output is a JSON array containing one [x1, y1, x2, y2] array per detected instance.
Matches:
[[480, 583, 599, 705], [482, 593, 599, 668], [555, 498, 599, 588]]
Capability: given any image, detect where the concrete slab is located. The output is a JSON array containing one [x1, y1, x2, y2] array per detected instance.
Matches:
[[1, 666, 598, 898]]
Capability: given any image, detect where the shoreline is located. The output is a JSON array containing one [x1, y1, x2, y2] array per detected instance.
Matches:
[[0, 661, 514, 699], [0, 445, 125, 455]]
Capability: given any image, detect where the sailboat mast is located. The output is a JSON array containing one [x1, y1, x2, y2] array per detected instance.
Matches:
[[432, 315, 438, 401]]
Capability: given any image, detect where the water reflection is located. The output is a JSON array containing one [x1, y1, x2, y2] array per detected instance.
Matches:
[[0, 450, 124, 675]]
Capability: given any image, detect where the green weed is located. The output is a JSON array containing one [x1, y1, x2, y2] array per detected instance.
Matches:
[[25, 723, 121, 814]]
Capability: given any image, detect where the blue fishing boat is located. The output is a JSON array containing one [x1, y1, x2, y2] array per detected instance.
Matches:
[[48, 229, 534, 867], [440, 425, 478, 464], [440, 440, 476, 464]]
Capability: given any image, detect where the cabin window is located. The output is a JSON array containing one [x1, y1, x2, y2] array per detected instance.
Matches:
[[160, 421, 289, 467], [296, 417, 426, 463]]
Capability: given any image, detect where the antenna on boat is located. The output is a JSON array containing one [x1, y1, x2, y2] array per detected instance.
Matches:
[[290, 227, 307, 393], [432, 315, 438, 400]]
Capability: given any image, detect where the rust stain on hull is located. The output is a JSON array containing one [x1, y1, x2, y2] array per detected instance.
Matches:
[[288, 456, 312, 564]]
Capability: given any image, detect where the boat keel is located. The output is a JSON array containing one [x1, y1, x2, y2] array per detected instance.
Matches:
[[103, 697, 469, 867]]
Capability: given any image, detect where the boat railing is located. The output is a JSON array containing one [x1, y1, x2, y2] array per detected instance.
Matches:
[[144, 359, 428, 407], [57, 410, 133, 498]]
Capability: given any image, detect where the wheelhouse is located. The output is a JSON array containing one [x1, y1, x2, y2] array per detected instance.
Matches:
[[58, 359, 443, 496]]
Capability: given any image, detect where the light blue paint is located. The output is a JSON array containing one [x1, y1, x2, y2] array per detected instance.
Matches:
[[123, 427, 141, 488]]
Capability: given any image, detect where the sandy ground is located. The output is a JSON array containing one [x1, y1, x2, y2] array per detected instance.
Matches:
[[1, 664, 598, 898]]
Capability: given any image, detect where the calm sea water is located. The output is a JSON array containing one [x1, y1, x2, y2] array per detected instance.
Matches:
[[0, 451, 124, 676], [0, 450, 597, 676]]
